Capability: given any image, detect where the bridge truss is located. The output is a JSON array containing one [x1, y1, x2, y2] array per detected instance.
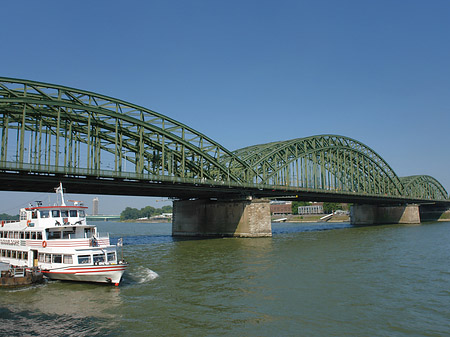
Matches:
[[0, 77, 448, 203]]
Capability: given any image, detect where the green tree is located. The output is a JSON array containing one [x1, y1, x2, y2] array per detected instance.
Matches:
[[120, 207, 141, 220], [140, 206, 156, 218], [120, 204, 173, 220], [161, 205, 173, 213], [323, 202, 341, 214], [0, 213, 19, 220]]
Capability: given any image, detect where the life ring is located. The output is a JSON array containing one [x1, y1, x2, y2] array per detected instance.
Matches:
[[27, 220, 31, 227], [42, 241, 47, 248], [1, 220, 4, 227]]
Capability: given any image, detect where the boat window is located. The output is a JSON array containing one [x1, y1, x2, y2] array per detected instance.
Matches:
[[62, 230, 75, 239], [17, 251, 22, 259], [12, 251, 16, 259], [38, 253, 45, 262], [69, 210, 77, 217], [52, 210, 60, 217], [25, 232, 30, 240], [20, 211, 27, 220], [23, 252, 27, 260], [78, 255, 91, 264], [6, 250, 11, 257], [52, 254, 62, 263], [40, 210, 50, 218], [31, 232, 37, 240], [14, 231, 18, 239], [37, 232, 42, 240], [61, 210, 69, 218], [45, 254, 51, 263], [79, 210, 85, 218], [93, 254, 105, 264], [63, 255, 73, 264], [32, 210, 38, 219], [107, 252, 116, 262], [1, 250, 5, 257], [0, 231, 3, 238], [47, 231, 61, 240], [19, 232, 24, 239]]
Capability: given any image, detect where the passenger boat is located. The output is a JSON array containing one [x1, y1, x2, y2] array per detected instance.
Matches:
[[0, 183, 127, 285]]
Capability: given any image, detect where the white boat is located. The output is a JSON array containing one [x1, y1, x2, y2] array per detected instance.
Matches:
[[0, 183, 127, 285]]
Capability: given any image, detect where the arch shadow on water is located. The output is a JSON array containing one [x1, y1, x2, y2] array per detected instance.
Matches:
[[109, 223, 357, 246]]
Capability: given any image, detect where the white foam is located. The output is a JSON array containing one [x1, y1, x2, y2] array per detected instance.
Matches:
[[134, 267, 159, 283]]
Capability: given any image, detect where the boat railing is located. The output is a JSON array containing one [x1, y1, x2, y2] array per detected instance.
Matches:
[[0, 219, 18, 225], [95, 232, 110, 239], [65, 232, 109, 240]]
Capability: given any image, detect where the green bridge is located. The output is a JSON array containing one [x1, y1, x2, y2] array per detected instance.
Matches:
[[0, 77, 448, 236]]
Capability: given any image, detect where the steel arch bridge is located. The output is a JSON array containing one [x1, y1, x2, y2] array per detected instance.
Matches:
[[0, 77, 448, 204]]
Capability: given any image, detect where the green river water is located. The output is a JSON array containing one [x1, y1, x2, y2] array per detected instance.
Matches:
[[1, 221, 449, 336]]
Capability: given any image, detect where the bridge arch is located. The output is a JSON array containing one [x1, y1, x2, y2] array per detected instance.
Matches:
[[0, 77, 254, 185], [234, 135, 405, 196], [0, 77, 447, 202], [400, 175, 448, 201]]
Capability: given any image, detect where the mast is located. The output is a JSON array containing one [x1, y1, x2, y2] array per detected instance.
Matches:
[[55, 182, 66, 206]]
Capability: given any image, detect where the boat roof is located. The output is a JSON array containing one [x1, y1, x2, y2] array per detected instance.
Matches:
[[24, 205, 88, 210]]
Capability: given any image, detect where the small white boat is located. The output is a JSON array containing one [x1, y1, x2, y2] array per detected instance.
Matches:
[[0, 183, 127, 285]]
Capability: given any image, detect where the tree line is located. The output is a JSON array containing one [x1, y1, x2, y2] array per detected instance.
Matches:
[[120, 205, 173, 220], [0, 213, 19, 220]]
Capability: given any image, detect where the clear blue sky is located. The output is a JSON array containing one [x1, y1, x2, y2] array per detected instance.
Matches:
[[1, 0, 449, 214]]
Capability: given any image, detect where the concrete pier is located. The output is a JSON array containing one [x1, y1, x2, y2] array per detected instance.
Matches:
[[351, 204, 421, 225], [172, 198, 272, 237]]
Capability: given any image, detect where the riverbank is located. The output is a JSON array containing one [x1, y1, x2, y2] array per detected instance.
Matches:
[[274, 214, 350, 223]]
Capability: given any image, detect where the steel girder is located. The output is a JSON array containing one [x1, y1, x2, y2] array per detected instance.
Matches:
[[0, 77, 254, 185], [233, 135, 449, 201], [0, 77, 447, 202]]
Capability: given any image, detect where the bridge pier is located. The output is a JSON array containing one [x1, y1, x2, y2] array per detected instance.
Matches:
[[172, 198, 272, 237], [350, 204, 421, 225]]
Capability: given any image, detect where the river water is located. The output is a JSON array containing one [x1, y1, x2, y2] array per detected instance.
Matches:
[[1, 221, 449, 336]]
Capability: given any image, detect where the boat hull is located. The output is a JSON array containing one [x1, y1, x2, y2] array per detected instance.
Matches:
[[42, 264, 127, 285]]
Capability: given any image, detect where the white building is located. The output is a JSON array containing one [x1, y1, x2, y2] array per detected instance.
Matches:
[[92, 197, 99, 215], [298, 204, 323, 215]]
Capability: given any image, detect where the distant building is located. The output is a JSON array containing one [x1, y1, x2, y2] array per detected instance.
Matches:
[[298, 203, 323, 215], [270, 201, 292, 216], [92, 197, 99, 215]]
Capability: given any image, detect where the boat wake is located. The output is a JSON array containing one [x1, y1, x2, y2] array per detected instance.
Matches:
[[133, 267, 159, 283]]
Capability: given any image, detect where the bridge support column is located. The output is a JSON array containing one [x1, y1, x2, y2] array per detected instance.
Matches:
[[350, 204, 420, 225], [172, 198, 272, 237]]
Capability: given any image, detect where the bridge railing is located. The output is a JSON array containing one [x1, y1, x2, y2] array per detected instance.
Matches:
[[1, 160, 446, 203]]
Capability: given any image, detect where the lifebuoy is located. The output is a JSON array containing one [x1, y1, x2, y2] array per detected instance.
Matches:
[[42, 241, 47, 248], [27, 220, 31, 227], [1, 220, 4, 227]]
